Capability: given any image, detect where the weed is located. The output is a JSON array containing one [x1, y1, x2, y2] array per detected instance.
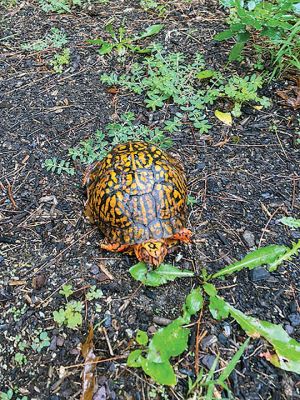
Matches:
[[39, 0, 80, 13], [53, 300, 83, 329], [0, 390, 28, 400], [86, 285, 103, 301], [140, 0, 167, 16], [59, 283, 74, 299], [31, 331, 51, 353], [0, 0, 18, 7], [21, 27, 67, 51], [101, 50, 269, 129], [216, 0, 300, 78], [14, 352, 27, 366], [43, 157, 75, 175], [44, 112, 172, 175], [50, 48, 70, 73], [87, 23, 164, 57]]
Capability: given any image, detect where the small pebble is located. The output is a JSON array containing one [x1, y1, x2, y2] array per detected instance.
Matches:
[[201, 335, 217, 350], [104, 311, 112, 328], [284, 324, 294, 335], [218, 333, 229, 346], [249, 267, 270, 282], [223, 323, 231, 337], [288, 313, 300, 327], [201, 354, 218, 370], [242, 230, 255, 248]]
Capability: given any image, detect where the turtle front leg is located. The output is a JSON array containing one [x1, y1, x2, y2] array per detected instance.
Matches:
[[100, 242, 134, 254], [171, 228, 192, 243]]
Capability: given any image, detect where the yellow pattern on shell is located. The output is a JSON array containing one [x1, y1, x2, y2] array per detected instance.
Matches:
[[84, 141, 188, 245]]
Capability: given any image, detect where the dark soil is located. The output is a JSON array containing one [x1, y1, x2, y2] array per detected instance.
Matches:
[[1, 1, 300, 399]]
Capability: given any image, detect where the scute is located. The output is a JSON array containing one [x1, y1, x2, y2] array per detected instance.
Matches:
[[85, 141, 187, 245]]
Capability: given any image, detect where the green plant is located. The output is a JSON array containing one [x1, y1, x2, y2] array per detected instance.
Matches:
[[53, 300, 83, 329], [127, 287, 203, 385], [86, 285, 103, 301], [59, 284, 74, 299], [21, 28, 67, 51], [187, 338, 249, 399], [14, 352, 27, 366], [31, 331, 50, 353], [101, 51, 270, 129], [44, 112, 172, 175], [43, 158, 75, 175], [279, 216, 300, 228], [39, 0, 81, 13], [87, 23, 164, 57], [0, 390, 28, 400], [140, 0, 167, 16], [215, 0, 300, 77], [50, 48, 70, 73]]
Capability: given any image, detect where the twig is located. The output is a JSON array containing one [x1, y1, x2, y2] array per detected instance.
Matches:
[[6, 179, 17, 209], [258, 206, 283, 247], [64, 354, 127, 369], [194, 306, 204, 375]]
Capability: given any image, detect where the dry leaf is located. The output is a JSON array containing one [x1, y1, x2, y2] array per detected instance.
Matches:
[[276, 76, 300, 110], [80, 325, 99, 400], [214, 110, 232, 126], [253, 105, 263, 110]]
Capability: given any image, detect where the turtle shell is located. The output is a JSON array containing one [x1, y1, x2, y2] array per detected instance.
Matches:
[[84, 141, 188, 245]]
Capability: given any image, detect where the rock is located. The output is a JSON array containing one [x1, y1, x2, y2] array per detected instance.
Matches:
[[249, 267, 270, 282], [201, 354, 218, 370], [0, 256, 4, 265], [288, 313, 300, 327], [201, 335, 217, 350], [289, 301, 298, 313], [242, 230, 255, 248], [284, 324, 294, 335], [218, 333, 229, 346], [223, 323, 231, 337]]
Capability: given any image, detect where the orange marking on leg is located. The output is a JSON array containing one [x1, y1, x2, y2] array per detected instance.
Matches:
[[101, 242, 132, 253], [172, 228, 192, 243]]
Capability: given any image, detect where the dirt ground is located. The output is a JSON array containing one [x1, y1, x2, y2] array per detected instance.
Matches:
[[1, 0, 300, 399]]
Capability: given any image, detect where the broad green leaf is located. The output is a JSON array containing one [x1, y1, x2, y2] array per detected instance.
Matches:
[[268, 240, 300, 272], [209, 244, 287, 280], [87, 38, 104, 45], [129, 262, 194, 286], [214, 110, 232, 126], [137, 24, 164, 39], [136, 330, 148, 346], [196, 70, 216, 80], [279, 217, 300, 229], [229, 42, 245, 61], [182, 287, 203, 323], [206, 285, 300, 374], [214, 29, 236, 41], [127, 350, 143, 367], [98, 42, 114, 55], [141, 358, 176, 386], [148, 321, 189, 362]]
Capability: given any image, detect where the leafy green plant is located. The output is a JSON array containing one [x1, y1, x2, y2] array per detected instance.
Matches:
[[21, 28, 67, 51], [101, 51, 270, 130], [140, 0, 167, 16], [87, 23, 164, 57], [204, 282, 300, 374], [14, 352, 27, 366], [129, 263, 194, 286], [86, 285, 103, 301], [50, 48, 70, 73], [187, 338, 249, 399], [39, 0, 81, 13], [127, 287, 203, 385], [53, 300, 83, 329], [215, 0, 300, 77], [43, 157, 75, 175], [279, 216, 300, 228], [44, 112, 172, 175], [31, 331, 50, 353], [59, 284, 74, 299], [0, 390, 27, 400]]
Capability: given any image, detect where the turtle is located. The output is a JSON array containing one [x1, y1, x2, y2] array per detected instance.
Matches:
[[83, 141, 192, 266]]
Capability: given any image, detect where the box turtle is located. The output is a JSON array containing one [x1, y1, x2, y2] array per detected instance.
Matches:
[[84, 141, 192, 266]]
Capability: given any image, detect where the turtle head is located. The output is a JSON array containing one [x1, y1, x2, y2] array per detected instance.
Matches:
[[134, 239, 168, 267]]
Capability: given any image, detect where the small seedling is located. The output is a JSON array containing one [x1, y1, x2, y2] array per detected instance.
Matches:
[[31, 331, 51, 353], [21, 28, 67, 51], [50, 48, 70, 73], [87, 23, 164, 57], [86, 285, 103, 301], [43, 158, 75, 175], [53, 300, 83, 329], [59, 284, 74, 299]]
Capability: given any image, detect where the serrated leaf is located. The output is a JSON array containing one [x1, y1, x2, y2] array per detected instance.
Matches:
[[127, 350, 143, 367], [215, 110, 232, 126], [182, 287, 203, 320], [129, 262, 194, 286], [209, 244, 288, 280], [279, 217, 300, 229], [136, 330, 148, 346], [206, 284, 300, 374], [141, 358, 176, 386], [268, 240, 300, 272]]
